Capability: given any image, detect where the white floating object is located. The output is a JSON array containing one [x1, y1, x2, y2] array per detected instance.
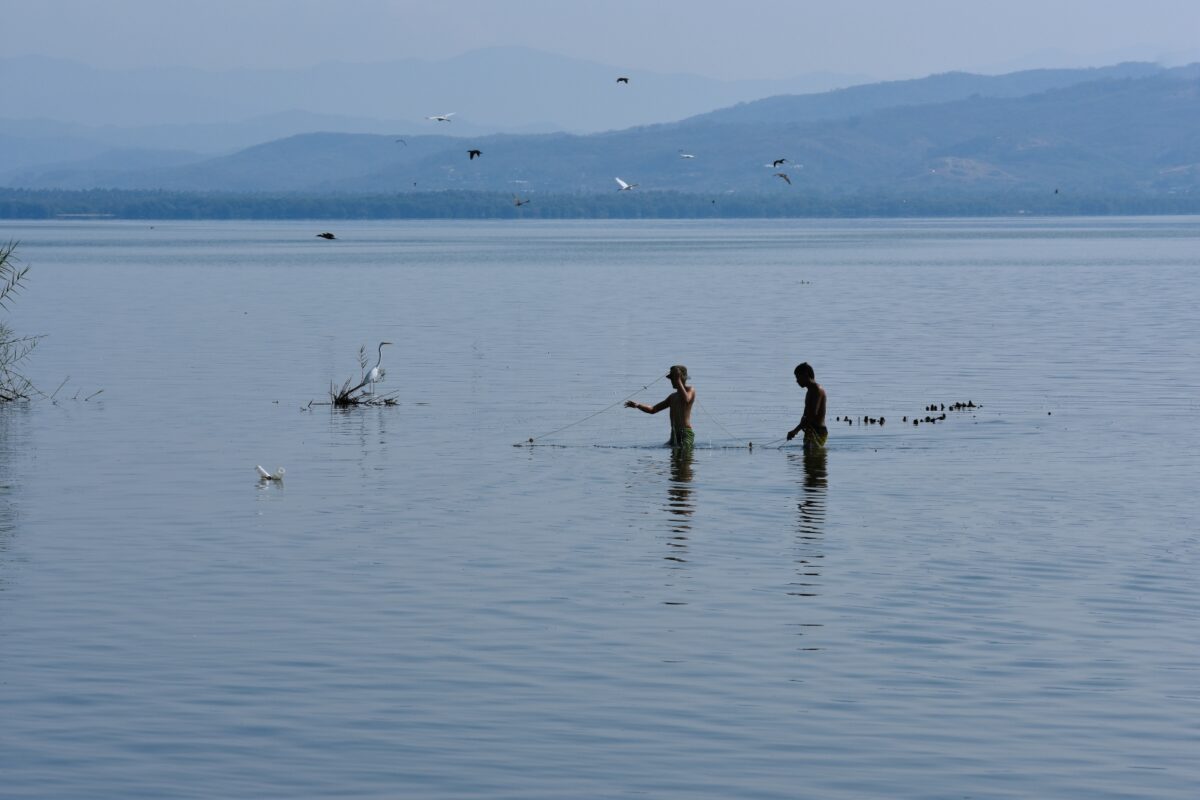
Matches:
[[256, 465, 285, 481]]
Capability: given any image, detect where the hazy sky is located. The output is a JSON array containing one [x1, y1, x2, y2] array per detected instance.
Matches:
[[5, 0, 1199, 79]]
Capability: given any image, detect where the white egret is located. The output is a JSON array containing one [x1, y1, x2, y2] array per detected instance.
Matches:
[[678, 151, 696, 159], [366, 341, 393, 394], [426, 113, 455, 122], [615, 177, 638, 191]]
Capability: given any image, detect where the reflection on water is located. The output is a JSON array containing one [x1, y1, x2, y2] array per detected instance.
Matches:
[[663, 447, 694, 564], [659, 448, 696, 606], [0, 406, 29, 594], [788, 448, 826, 599], [666, 447, 695, 531]]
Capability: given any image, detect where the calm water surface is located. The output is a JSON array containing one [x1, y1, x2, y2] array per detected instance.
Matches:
[[1, 219, 1198, 798]]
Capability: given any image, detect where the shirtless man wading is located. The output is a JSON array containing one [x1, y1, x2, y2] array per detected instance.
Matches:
[[625, 365, 696, 448]]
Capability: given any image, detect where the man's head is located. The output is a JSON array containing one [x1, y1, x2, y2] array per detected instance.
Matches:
[[794, 362, 815, 387], [668, 365, 688, 386]]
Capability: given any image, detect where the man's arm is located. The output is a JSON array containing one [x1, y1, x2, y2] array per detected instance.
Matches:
[[787, 390, 818, 439], [626, 395, 672, 414]]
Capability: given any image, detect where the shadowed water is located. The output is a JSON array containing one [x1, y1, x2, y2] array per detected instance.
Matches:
[[1, 218, 1198, 799]]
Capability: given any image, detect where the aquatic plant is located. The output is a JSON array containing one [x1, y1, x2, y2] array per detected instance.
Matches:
[[0, 241, 39, 402]]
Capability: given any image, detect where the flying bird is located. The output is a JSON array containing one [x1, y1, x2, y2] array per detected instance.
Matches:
[[616, 77, 629, 84], [773, 158, 787, 168], [513, 196, 531, 207], [255, 465, 285, 481], [426, 113, 455, 122], [468, 149, 482, 160], [774, 172, 791, 185], [394, 138, 407, 145], [316, 232, 336, 240], [678, 150, 696, 159], [615, 177, 638, 191]]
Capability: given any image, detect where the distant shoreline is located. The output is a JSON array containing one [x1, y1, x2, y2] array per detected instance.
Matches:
[[2, 188, 1198, 221]]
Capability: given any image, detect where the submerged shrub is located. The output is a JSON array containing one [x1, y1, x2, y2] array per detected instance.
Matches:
[[0, 241, 38, 401]]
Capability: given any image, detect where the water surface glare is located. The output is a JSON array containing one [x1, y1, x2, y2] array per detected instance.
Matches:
[[1, 218, 1198, 799]]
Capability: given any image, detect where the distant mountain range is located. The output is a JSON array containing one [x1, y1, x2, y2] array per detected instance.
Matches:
[[4, 61, 1197, 203], [0, 46, 867, 161]]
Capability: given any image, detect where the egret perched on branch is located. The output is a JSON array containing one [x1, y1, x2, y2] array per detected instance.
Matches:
[[366, 341, 393, 394]]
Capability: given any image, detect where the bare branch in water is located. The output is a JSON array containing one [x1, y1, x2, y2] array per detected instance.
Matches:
[[0, 241, 30, 311], [0, 242, 39, 402]]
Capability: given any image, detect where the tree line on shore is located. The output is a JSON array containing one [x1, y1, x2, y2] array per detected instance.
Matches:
[[3, 188, 1199, 220]]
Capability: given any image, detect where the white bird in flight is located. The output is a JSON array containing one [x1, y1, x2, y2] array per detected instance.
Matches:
[[678, 150, 696, 159], [426, 113, 455, 122], [615, 177, 638, 191], [256, 465, 285, 481]]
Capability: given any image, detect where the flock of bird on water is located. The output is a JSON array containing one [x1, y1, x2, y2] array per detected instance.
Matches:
[[837, 401, 981, 429], [310, 75, 801, 241]]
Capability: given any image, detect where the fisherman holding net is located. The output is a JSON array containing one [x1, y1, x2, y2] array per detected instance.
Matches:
[[625, 365, 696, 448], [786, 362, 828, 452]]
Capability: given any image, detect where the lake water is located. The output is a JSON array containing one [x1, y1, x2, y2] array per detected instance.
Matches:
[[1, 218, 1198, 799]]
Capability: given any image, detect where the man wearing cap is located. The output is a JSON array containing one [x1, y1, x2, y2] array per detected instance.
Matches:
[[625, 365, 696, 448]]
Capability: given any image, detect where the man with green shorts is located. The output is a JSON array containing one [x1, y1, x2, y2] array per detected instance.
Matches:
[[786, 362, 828, 452], [626, 365, 696, 448]]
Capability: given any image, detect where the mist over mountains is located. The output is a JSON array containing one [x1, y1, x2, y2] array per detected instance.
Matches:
[[0, 47, 865, 147], [2, 53, 1198, 206]]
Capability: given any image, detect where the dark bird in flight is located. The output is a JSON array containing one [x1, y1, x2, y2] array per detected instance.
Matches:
[[773, 158, 787, 168], [316, 232, 336, 240], [468, 149, 482, 160], [395, 138, 407, 145], [616, 76, 629, 84], [513, 195, 530, 207], [774, 172, 791, 185]]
